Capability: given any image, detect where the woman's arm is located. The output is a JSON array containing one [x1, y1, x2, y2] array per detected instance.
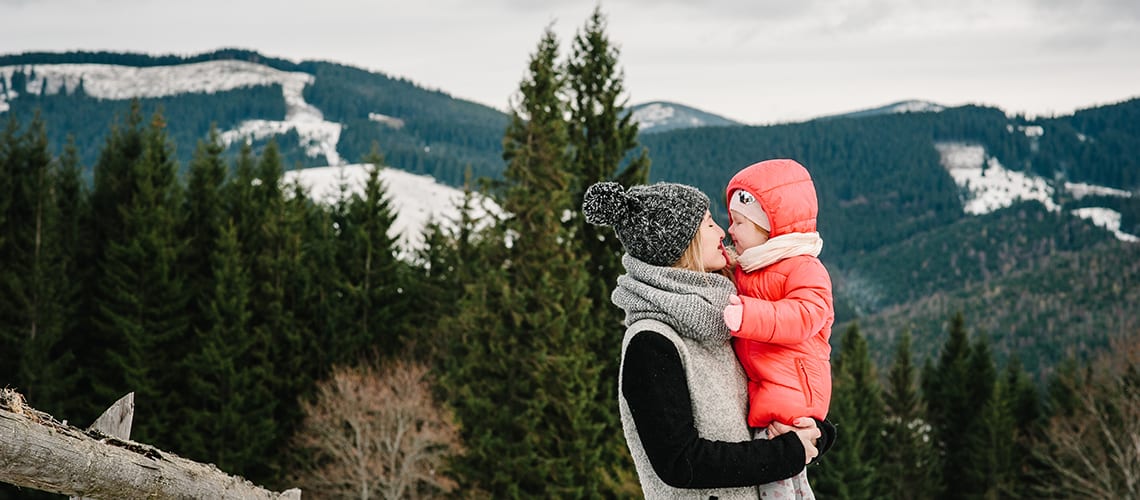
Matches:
[[622, 331, 807, 488], [769, 417, 836, 464]]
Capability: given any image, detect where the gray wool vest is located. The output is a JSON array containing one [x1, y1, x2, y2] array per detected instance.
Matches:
[[618, 318, 758, 500]]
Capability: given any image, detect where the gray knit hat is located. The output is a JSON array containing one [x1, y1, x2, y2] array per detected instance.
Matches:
[[581, 181, 710, 266]]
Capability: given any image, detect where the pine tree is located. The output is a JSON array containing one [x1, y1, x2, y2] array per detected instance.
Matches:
[[961, 335, 1009, 498], [226, 140, 317, 478], [181, 127, 228, 325], [75, 101, 148, 422], [90, 111, 189, 447], [333, 146, 404, 363], [563, 10, 651, 489], [810, 323, 883, 499], [441, 26, 604, 497], [179, 218, 277, 480], [408, 171, 492, 363], [881, 329, 940, 499], [41, 136, 87, 418], [17, 117, 74, 410], [0, 116, 28, 390], [0, 115, 74, 416], [922, 311, 990, 500], [170, 127, 229, 451], [172, 128, 280, 478], [1002, 357, 1045, 496]]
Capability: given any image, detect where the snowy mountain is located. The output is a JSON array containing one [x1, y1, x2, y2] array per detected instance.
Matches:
[[0, 51, 510, 185], [820, 99, 946, 120], [629, 101, 741, 133], [0, 55, 506, 252], [3, 52, 1135, 247], [0, 60, 345, 165]]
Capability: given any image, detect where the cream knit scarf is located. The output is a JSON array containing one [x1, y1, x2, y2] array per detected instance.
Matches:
[[737, 232, 823, 272]]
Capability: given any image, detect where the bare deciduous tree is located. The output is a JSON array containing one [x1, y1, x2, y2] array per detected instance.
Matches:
[[1032, 339, 1140, 499], [291, 360, 462, 499]]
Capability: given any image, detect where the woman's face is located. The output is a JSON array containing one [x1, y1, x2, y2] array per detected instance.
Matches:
[[698, 211, 729, 272]]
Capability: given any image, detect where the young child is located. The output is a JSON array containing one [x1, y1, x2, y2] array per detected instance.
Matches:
[[722, 158, 834, 498]]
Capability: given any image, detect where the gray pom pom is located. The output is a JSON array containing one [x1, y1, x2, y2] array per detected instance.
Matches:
[[582, 182, 629, 226]]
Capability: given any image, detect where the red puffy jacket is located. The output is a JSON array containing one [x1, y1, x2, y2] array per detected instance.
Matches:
[[726, 159, 834, 429]]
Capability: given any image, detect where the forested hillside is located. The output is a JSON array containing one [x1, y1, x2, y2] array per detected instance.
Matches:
[[1, 50, 508, 181], [1, 38, 1138, 498], [4, 48, 1137, 377], [638, 101, 1139, 370]]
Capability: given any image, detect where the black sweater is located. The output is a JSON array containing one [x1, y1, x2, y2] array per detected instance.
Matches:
[[622, 330, 836, 489]]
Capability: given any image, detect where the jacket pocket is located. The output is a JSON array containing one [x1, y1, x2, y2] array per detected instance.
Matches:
[[796, 358, 813, 409]]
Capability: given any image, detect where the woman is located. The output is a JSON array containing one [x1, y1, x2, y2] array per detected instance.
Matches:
[[582, 181, 834, 499]]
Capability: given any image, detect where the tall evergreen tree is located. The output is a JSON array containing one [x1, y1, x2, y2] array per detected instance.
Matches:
[[40, 136, 87, 418], [923, 311, 993, 500], [332, 146, 404, 363], [0, 118, 84, 500], [171, 127, 229, 450], [961, 336, 1008, 498], [811, 323, 884, 499], [881, 329, 940, 499], [408, 171, 493, 363], [441, 27, 604, 497], [16, 117, 73, 409], [75, 100, 148, 422], [0, 117, 30, 391], [172, 128, 280, 478], [563, 10, 651, 489], [1002, 356, 1045, 496], [90, 111, 189, 447], [180, 127, 228, 324], [0, 115, 74, 417], [226, 140, 317, 479], [179, 218, 277, 480]]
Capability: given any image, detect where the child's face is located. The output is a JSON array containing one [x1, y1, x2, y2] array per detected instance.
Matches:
[[698, 211, 729, 271], [729, 210, 769, 251]]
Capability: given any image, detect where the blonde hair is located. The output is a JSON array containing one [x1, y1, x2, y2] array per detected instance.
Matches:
[[673, 230, 735, 281]]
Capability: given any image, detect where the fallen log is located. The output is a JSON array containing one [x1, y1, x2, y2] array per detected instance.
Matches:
[[0, 389, 300, 499]]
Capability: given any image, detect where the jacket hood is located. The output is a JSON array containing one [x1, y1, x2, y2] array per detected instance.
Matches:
[[725, 159, 818, 238]]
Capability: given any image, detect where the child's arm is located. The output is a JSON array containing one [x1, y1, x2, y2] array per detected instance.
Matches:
[[729, 259, 832, 344]]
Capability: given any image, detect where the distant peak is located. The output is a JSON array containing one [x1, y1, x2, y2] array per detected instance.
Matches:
[[630, 101, 740, 133], [819, 100, 946, 120]]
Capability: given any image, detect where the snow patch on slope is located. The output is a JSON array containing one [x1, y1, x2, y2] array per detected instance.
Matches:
[[935, 142, 1058, 214], [1065, 182, 1133, 200], [935, 141, 1137, 242], [283, 164, 499, 251], [633, 103, 701, 129], [0, 60, 343, 165], [1071, 207, 1140, 242]]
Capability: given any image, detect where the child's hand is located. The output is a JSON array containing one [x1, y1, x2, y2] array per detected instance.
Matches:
[[770, 419, 821, 464], [723, 295, 743, 331]]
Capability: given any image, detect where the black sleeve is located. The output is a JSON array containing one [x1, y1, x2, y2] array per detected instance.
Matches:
[[811, 418, 836, 464], [622, 331, 807, 489]]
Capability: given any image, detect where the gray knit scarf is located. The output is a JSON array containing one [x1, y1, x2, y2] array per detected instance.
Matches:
[[611, 254, 737, 344]]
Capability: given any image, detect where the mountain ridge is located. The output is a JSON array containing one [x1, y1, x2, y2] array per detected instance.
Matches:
[[3, 48, 1138, 375]]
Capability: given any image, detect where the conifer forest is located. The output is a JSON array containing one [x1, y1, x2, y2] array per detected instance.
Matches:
[[2, 8, 1138, 500]]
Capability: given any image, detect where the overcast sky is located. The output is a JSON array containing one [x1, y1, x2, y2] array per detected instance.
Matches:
[[2, 0, 1138, 124]]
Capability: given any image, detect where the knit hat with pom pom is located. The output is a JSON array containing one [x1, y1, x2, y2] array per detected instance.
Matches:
[[581, 181, 710, 266]]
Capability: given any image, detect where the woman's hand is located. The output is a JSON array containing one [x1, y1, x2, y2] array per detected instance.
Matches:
[[769, 418, 821, 464]]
